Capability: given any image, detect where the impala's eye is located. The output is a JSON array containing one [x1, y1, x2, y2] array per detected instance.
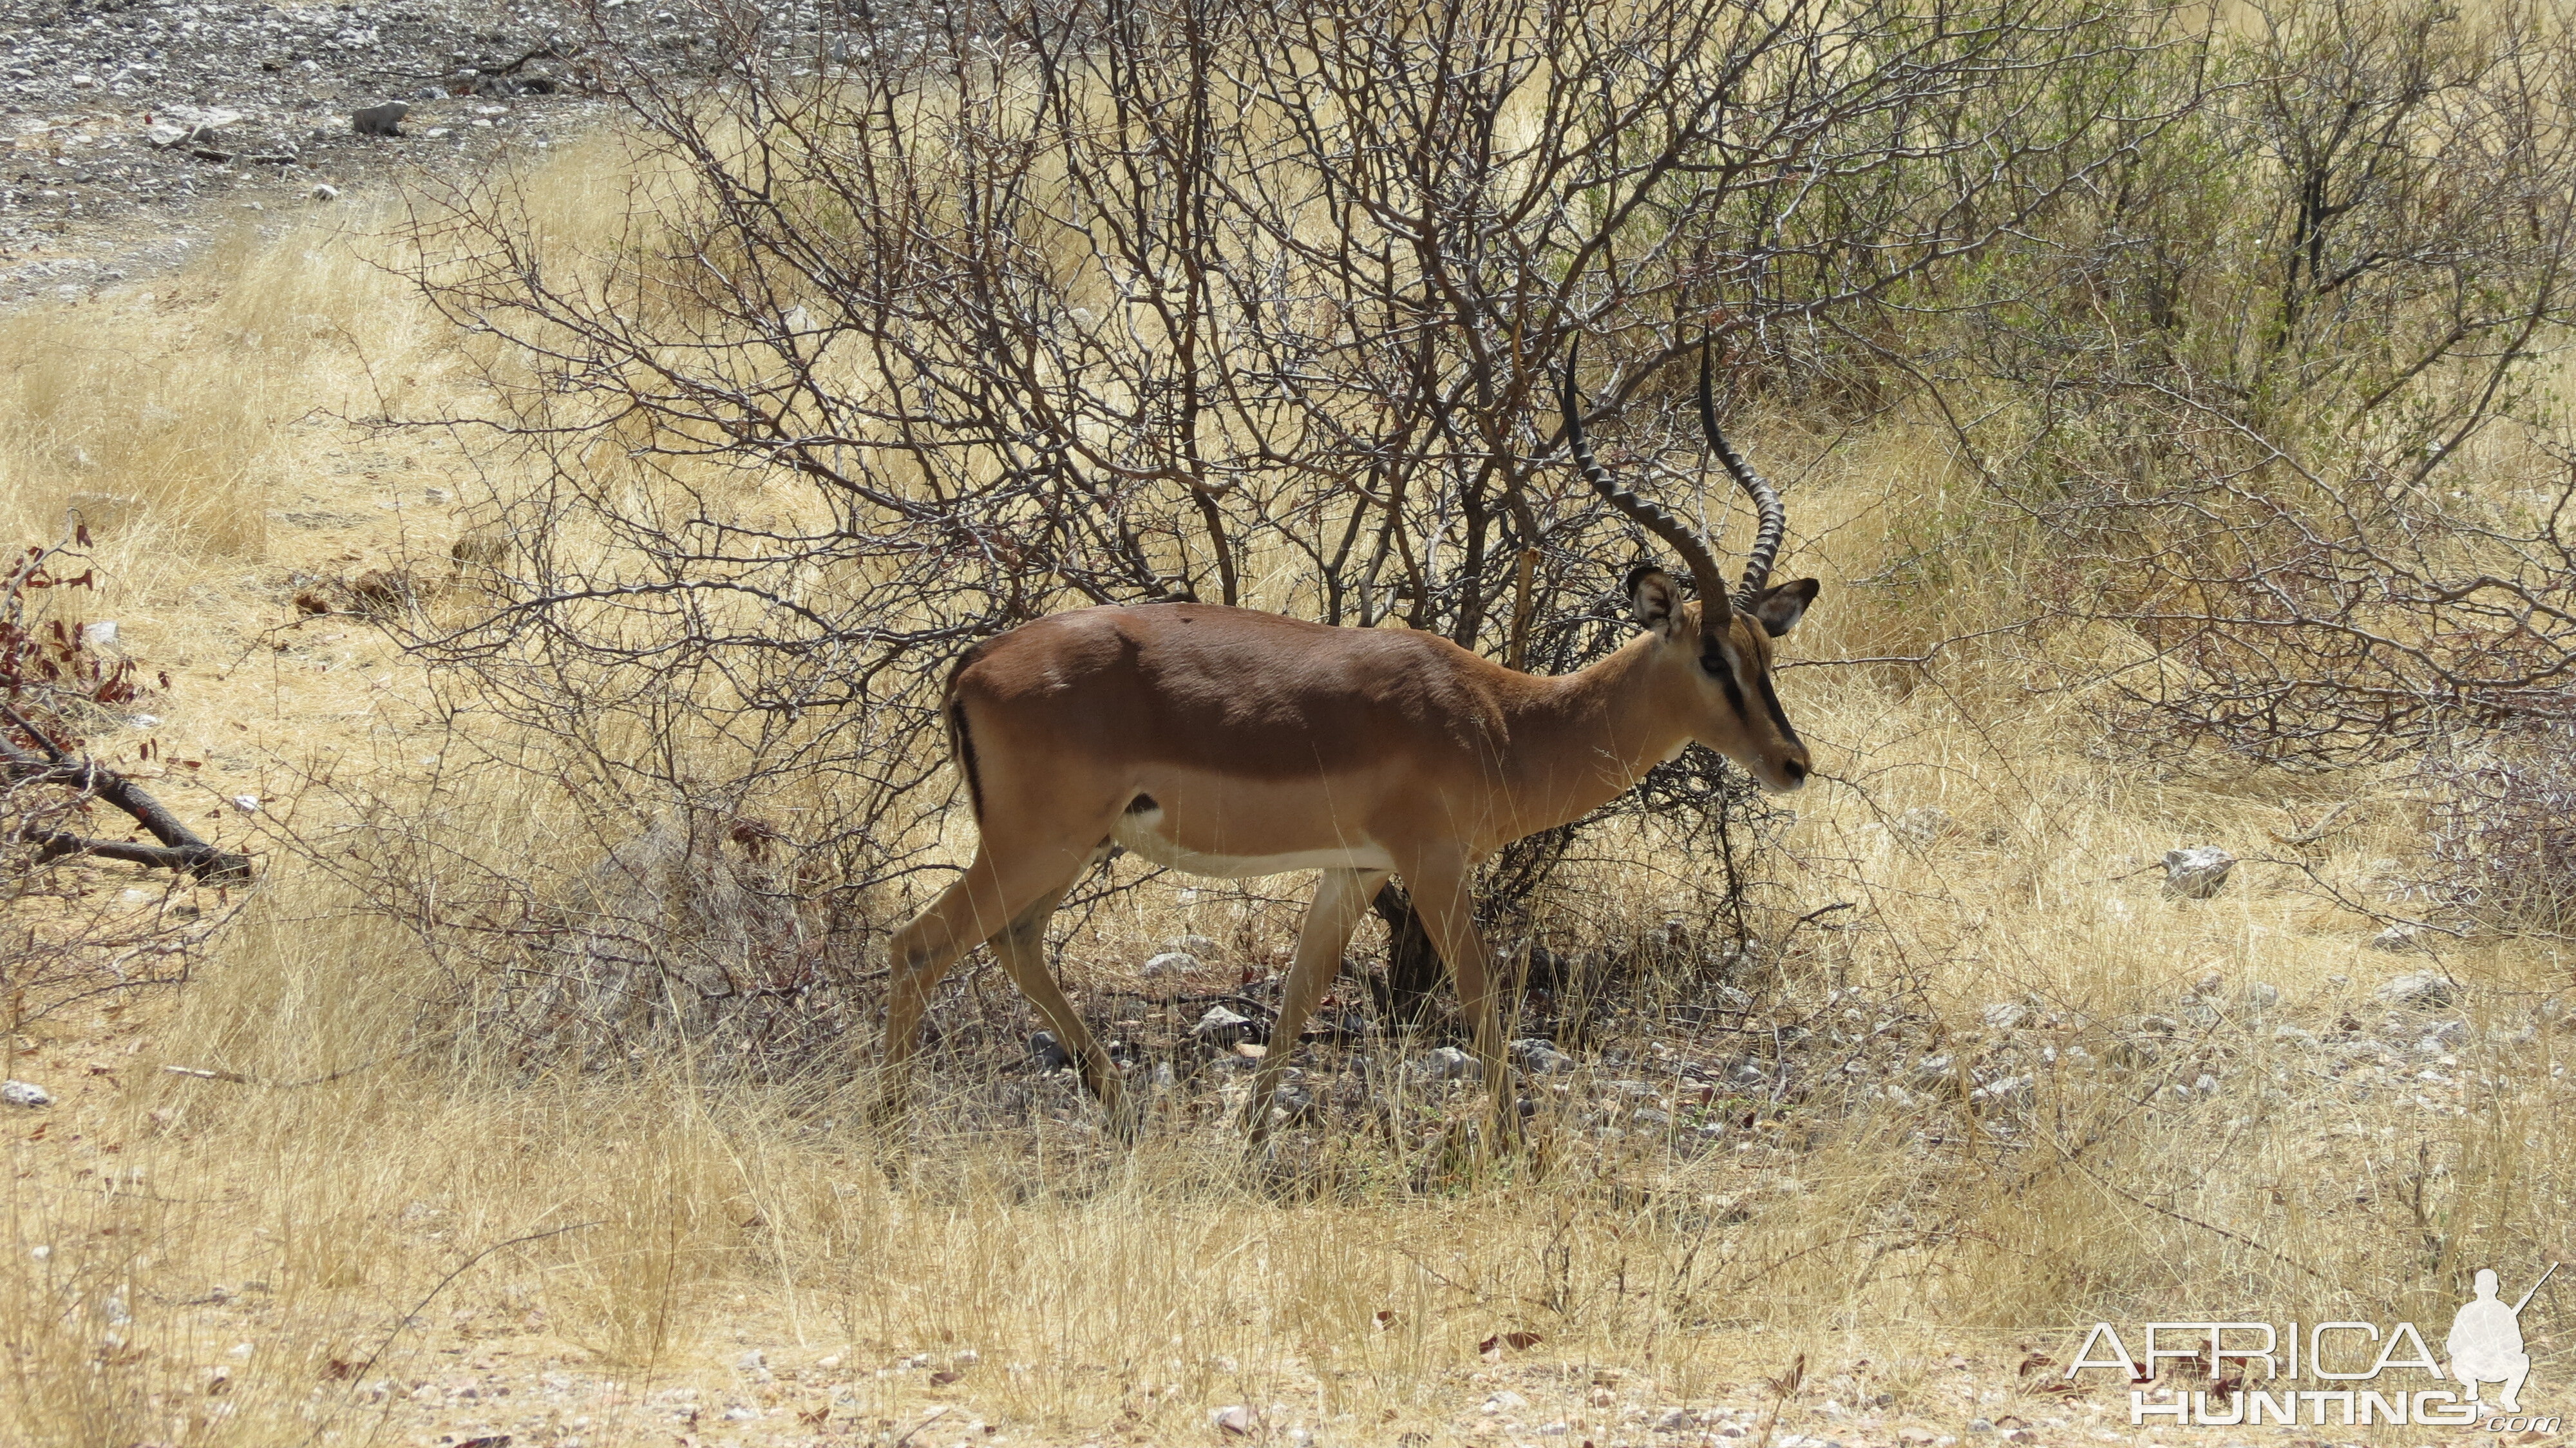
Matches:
[[1699, 648, 1727, 677]]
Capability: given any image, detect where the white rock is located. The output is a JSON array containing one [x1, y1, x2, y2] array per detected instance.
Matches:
[[1891, 805, 1952, 846], [1414, 1045, 1481, 1081], [1970, 1075, 2032, 1108], [1144, 951, 1200, 980], [1980, 1001, 2027, 1029], [2376, 972, 2455, 1009], [2246, 981, 2281, 1009], [1654, 1407, 1696, 1431], [230, 795, 260, 814], [1511, 1038, 1575, 1074], [1191, 1005, 1250, 1037], [1211, 1404, 1257, 1434], [2371, 923, 2425, 953], [80, 620, 118, 648], [2163, 846, 2235, 899], [1, 1081, 53, 1108], [309, 183, 339, 202]]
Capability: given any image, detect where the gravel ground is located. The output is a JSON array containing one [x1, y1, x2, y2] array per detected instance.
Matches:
[[0, 0, 741, 305]]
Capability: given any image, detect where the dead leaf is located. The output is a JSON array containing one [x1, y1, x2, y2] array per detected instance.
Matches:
[[799, 1407, 829, 1427], [1374, 1310, 1400, 1331], [456, 1436, 513, 1448], [929, 1369, 960, 1386], [323, 1358, 356, 1380], [2014, 1352, 2052, 1377]]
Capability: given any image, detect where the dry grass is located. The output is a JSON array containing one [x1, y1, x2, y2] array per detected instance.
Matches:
[[4, 135, 2573, 1448]]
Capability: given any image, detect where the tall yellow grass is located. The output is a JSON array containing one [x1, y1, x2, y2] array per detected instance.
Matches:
[[3, 104, 2571, 1448]]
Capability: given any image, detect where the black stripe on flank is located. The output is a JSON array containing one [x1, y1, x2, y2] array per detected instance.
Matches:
[[950, 701, 987, 822]]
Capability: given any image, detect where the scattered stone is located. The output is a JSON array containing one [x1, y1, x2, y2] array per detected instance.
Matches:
[[1163, 933, 1221, 958], [1970, 1075, 2032, 1109], [2371, 922, 2425, 953], [1191, 1005, 1252, 1043], [2163, 845, 2235, 899], [1210, 1404, 1256, 1435], [1908, 1054, 1955, 1090], [1510, 1038, 1575, 1075], [2271, 1024, 2319, 1047], [2377, 972, 2456, 1009], [1891, 805, 1953, 846], [2246, 981, 2281, 1009], [1980, 1001, 2027, 1030], [351, 100, 411, 137], [1630, 1107, 1672, 1127], [310, 183, 341, 202], [1029, 1031, 1072, 1071], [1, 1081, 53, 1109], [1414, 1045, 1481, 1081], [79, 620, 118, 649], [348, 567, 419, 614], [1142, 951, 1198, 982], [1654, 1407, 1695, 1431]]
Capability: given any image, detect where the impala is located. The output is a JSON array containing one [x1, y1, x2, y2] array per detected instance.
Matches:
[[878, 346, 1819, 1140]]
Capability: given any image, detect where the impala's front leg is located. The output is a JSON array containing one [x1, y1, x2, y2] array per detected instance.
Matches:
[[1400, 850, 1520, 1144], [1245, 868, 1387, 1145]]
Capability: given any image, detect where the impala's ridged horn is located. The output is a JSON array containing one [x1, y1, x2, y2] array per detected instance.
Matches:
[[1696, 338, 1786, 606], [1562, 343, 1732, 642]]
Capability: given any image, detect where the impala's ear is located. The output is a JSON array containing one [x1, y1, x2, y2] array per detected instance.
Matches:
[[1627, 565, 1687, 639], [1747, 578, 1820, 638]]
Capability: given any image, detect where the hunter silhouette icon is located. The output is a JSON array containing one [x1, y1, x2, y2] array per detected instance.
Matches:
[[2450, 1264, 2557, 1414]]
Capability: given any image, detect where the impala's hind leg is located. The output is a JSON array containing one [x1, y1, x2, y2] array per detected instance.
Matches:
[[878, 848, 1075, 1124], [987, 872, 1136, 1138]]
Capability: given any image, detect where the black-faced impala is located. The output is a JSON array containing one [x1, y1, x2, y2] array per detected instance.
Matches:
[[878, 347, 1819, 1142]]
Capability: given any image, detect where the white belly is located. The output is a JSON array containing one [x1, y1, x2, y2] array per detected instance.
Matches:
[[1110, 810, 1393, 879]]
